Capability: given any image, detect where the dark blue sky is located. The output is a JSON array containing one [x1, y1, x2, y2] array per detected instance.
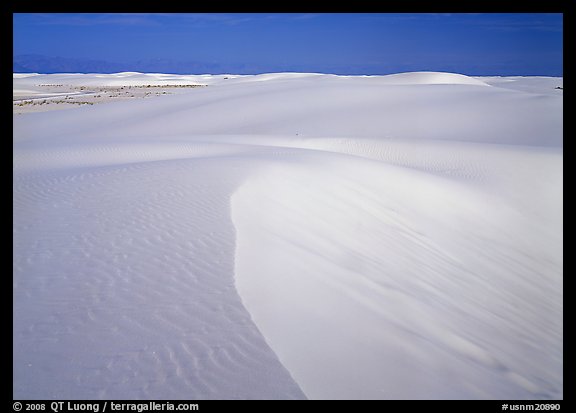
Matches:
[[13, 13, 563, 75]]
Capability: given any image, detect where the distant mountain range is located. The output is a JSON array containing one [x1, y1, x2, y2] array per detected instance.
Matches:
[[13, 54, 261, 75], [14, 55, 124, 73], [12, 54, 563, 77]]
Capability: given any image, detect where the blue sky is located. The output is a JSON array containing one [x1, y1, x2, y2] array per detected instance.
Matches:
[[13, 13, 563, 75]]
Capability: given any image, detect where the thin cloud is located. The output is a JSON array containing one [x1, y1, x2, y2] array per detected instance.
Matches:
[[290, 14, 323, 21], [26, 13, 161, 27], [463, 14, 563, 33], [27, 13, 328, 28], [22, 13, 257, 27]]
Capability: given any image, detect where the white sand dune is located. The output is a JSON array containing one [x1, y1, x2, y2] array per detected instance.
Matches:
[[370, 71, 491, 86], [13, 71, 562, 399]]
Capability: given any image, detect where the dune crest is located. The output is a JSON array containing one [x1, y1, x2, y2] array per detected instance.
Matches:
[[378, 71, 490, 86]]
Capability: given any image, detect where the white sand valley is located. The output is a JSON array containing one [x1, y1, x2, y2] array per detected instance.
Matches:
[[13, 71, 562, 399]]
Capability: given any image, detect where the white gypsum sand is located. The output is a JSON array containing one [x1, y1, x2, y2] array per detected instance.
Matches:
[[13, 71, 562, 399]]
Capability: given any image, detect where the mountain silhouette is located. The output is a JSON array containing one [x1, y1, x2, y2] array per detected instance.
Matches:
[[13, 54, 257, 74]]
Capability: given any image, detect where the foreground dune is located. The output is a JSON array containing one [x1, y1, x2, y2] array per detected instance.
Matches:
[[13, 72, 562, 399]]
